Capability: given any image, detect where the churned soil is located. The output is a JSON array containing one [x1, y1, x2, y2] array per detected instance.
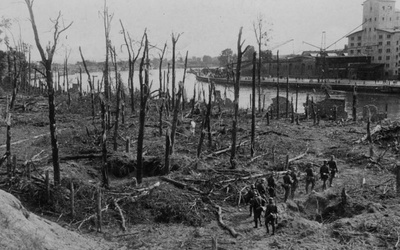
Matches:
[[0, 91, 399, 250]]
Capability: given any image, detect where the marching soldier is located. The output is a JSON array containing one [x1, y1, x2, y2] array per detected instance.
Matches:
[[265, 197, 278, 235]]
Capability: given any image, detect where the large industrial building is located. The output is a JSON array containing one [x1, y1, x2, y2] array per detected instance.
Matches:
[[260, 0, 399, 81], [347, 0, 400, 79]]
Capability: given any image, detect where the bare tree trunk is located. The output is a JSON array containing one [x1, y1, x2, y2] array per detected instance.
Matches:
[[230, 27, 248, 169], [251, 52, 256, 157], [100, 95, 109, 188], [79, 47, 95, 120], [25, 0, 71, 185], [182, 51, 188, 111], [165, 130, 171, 173], [120, 20, 143, 114], [136, 32, 149, 184], [111, 47, 121, 151], [206, 82, 213, 149], [286, 77, 289, 118], [170, 84, 183, 155], [171, 33, 181, 110], [159, 43, 167, 98], [276, 51, 280, 119]]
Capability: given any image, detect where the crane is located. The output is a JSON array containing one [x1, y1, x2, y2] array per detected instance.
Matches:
[[268, 39, 294, 52]]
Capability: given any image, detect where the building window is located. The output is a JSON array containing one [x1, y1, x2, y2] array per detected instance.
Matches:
[[358, 36, 362, 41], [357, 50, 361, 54], [386, 56, 390, 60], [379, 49, 383, 53], [387, 48, 391, 53], [351, 37, 354, 41], [350, 43, 354, 47], [358, 42, 362, 46], [375, 17, 377, 21], [378, 41, 383, 46], [378, 56, 382, 60], [383, 17, 385, 21], [379, 35, 383, 39], [387, 34, 391, 39], [387, 41, 391, 45], [350, 50, 354, 55], [386, 64, 390, 68]]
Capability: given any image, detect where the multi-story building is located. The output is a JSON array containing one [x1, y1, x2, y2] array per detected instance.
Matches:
[[348, 0, 400, 79]]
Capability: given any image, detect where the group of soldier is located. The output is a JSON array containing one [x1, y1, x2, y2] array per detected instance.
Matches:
[[245, 155, 339, 235]]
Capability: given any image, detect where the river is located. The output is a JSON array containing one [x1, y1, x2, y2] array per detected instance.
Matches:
[[66, 68, 400, 120]]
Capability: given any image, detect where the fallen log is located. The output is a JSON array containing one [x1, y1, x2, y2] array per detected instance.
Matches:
[[105, 181, 160, 196], [288, 148, 309, 163], [205, 140, 249, 158], [219, 173, 269, 184], [113, 199, 127, 231], [214, 205, 239, 238], [160, 176, 206, 195]]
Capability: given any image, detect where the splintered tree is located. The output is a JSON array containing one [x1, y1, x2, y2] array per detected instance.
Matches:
[[171, 33, 181, 110], [102, 1, 113, 112], [24, 0, 72, 185], [136, 31, 149, 184], [251, 51, 256, 157], [120, 20, 144, 113], [158, 42, 167, 136], [230, 27, 249, 169]]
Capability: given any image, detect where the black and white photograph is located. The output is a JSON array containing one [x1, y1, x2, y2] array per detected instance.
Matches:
[[1, 0, 400, 249]]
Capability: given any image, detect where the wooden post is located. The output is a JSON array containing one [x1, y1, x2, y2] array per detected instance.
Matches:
[[276, 51, 280, 119], [341, 187, 347, 205], [125, 136, 130, 153], [6, 157, 11, 178], [45, 170, 50, 201], [96, 186, 102, 232], [70, 181, 75, 219], [352, 86, 357, 122], [266, 111, 270, 125], [121, 102, 125, 126], [296, 114, 299, 125], [385, 103, 388, 118]]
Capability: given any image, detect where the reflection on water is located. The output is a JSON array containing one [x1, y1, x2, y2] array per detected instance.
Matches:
[[69, 69, 400, 120]]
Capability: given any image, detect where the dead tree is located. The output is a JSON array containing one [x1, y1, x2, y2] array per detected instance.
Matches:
[[276, 51, 280, 119], [251, 51, 256, 157], [99, 94, 109, 188], [120, 20, 144, 113], [197, 82, 214, 157], [102, 1, 113, 127], [158, 42, 167, 136], [24, 0, 72, 185], [181, 51, 188, 111], [170, 83, 183, 155], [111, 47, 121, 151], [253, 15, 268, 113], [136, 32, 149, 184], [171, 33, 181, 110], [230, 27, 249, 169], [79, 47, 95, 119]]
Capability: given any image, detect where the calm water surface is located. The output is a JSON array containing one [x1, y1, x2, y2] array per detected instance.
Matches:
[[68, 69, 400, 120]]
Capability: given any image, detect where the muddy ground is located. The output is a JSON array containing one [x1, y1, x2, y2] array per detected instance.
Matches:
[[0, 90, 399, 250]]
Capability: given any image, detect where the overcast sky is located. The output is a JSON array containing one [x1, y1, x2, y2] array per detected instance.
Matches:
[[0, 0, 387, 63]]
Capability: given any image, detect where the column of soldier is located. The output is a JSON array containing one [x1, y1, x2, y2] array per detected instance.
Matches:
[[244, 155, 338, 235]]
